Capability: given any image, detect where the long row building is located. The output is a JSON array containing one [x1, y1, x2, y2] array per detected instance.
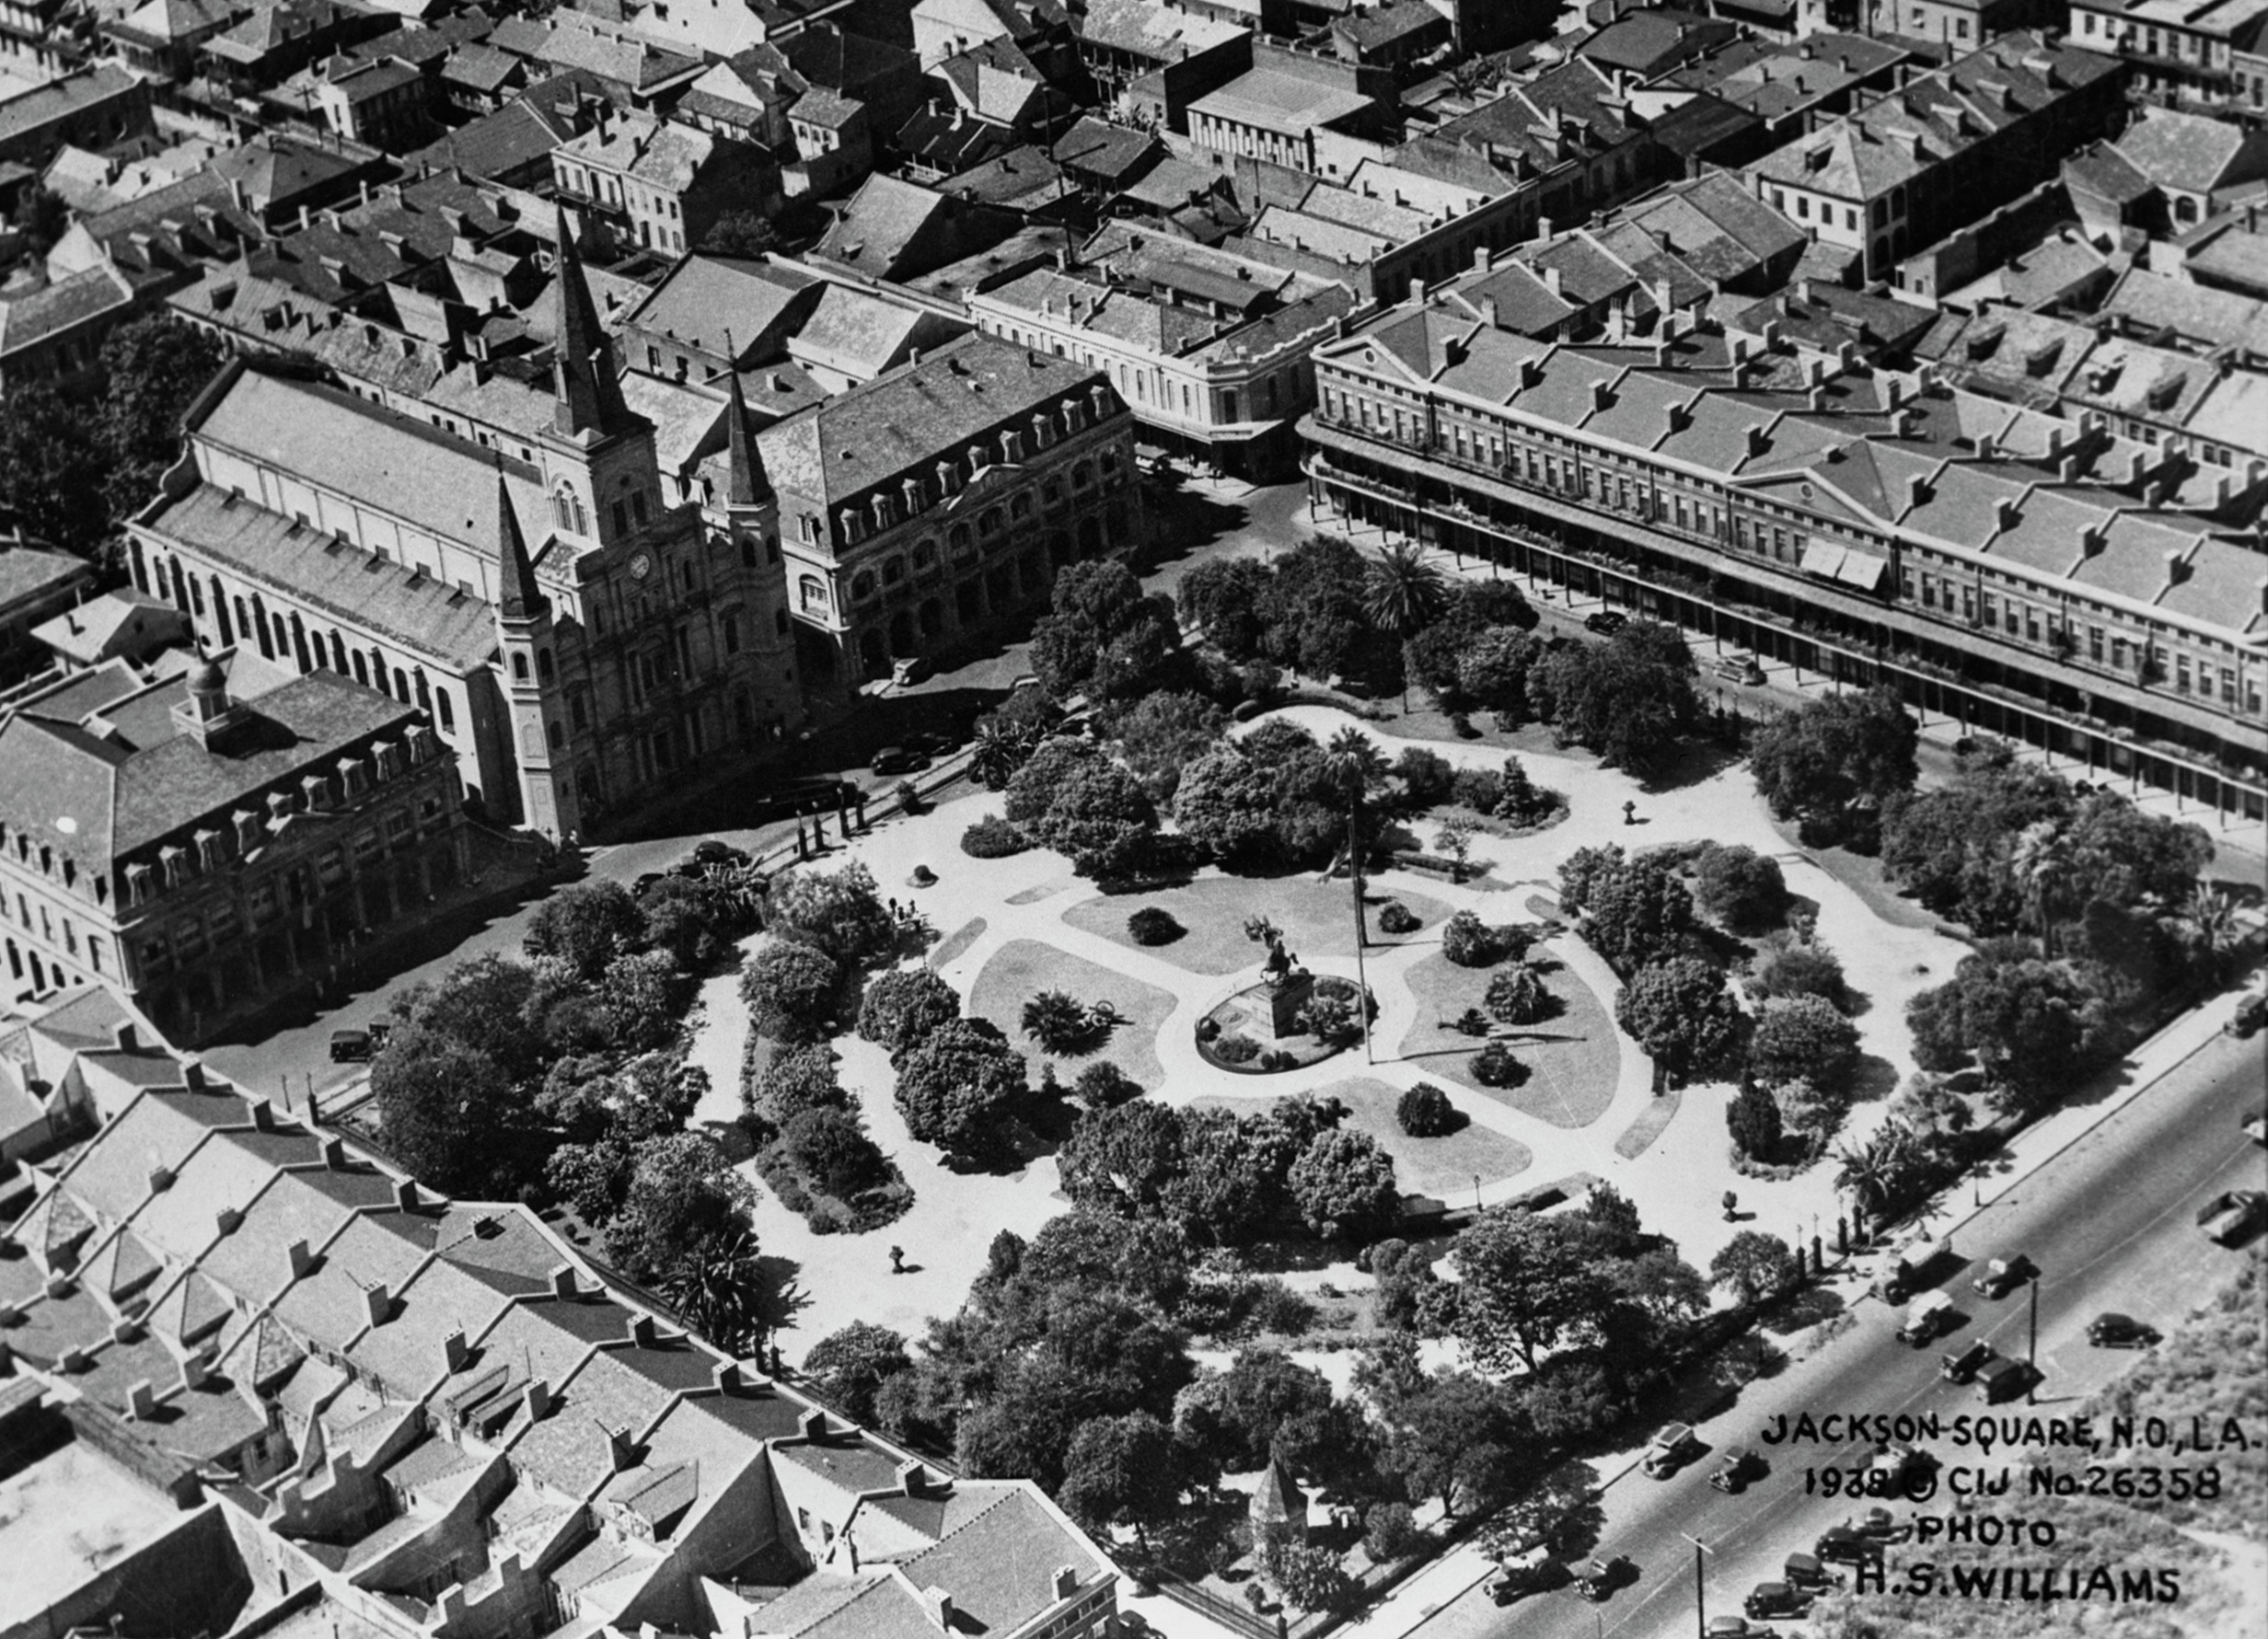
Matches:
[[1302, 275, 2268, 823]]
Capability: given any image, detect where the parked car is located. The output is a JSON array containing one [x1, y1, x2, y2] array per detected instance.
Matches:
[[1972, 1254, 2034, 1299], [1641, 1423, 1702, 1479], [1710, 1447, 1760, 1493], [2227, 992, 2266, 1038], [691, 839, 749, 868], [1782, 1553, 1838, 1592], [1940, 1338, 1994, 1384], [632, 871, 667, 895], [1743, 1582, 1812, 1622], [1483, 1543, 1556, 1605], [1816, 1512, 1903, 1565], [1713, 650, 1765, 685], [2245, 1108, 2266, 1146], [2088, 1312, 2157, 1348], [871, 745, 931, 775], [329, 1026, 378, 1063], [904, 730, 956, 758], [1584, 609, 1628, 636], [1706, 1619, 1762, 1638], [2196, 1190, 2266, 1246], [1977, 1356, 2031, 1403]]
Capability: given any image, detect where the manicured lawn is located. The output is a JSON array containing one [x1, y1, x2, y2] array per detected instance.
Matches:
[[929, 916, 987, 969], [966, 939, 1176, 1090], [1395, 948, 1619, 1128], [1614, 1091, 1681, 1159], [1190, 1075, 1532, 1204], [1062, 873, 1452, 976]]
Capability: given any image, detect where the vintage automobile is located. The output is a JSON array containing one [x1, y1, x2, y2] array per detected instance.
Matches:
[[1971, 1254, 2035, 1299], [1709, 1447, 1760, 1493], [1642, 1423, 1702, 1479], [1899, 1289, 1954, 1346], [1941, 1338, 1995, 1383], [1743, 1581, 1813, 1622]]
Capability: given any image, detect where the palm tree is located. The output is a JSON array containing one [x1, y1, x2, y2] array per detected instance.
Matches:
[[969, 719, 1027, 791], [664, 1225, 768, 1355], [2179, 881, 2239, 982], [1363, 542, 1449, 710], [2008, 820, 2069, 958]]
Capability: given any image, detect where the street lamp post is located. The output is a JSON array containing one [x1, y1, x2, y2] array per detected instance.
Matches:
[[2027, 1265, 2042, 1404], [1677, 1532, 1714, 1639]]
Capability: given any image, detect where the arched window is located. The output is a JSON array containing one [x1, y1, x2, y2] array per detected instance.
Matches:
[[948, 525, 974, 560], [979, 508, 1005, 537], [436, 689, 456, 733], [883, 557, 907, 584], [723, 615, 742, 653], [571, 692, 588, 729], [512, 652, 530, 681], [1072, 461, 1094, 490], [548, 721, 564, 749], [913, 538, 938, 570], [851, 571, 877, 600], [1011, 494, 1032, 519], [553, 486, 587, 534], [775, 607, 789, 635], [353, 652, 369, 687]]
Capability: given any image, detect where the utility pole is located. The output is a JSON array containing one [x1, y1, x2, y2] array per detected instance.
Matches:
[[2027, 1266, 2041, 1404], [1677, 1532, 1714, 1639]]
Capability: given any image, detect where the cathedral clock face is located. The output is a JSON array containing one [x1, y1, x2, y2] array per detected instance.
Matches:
[[629, 551, 654, 581]]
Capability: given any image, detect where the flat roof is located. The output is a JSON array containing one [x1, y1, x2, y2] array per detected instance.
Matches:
[[0, 1442, 183, 1628]]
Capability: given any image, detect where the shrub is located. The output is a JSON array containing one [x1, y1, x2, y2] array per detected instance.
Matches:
[[1454, 1007, 1490, 1036], [857, 968, 960, 1061], [1442, 910, 1502, 968], [1248, 1279, 1317, 1334], [742, 940, 840, 1044], [781, 1106, 891, 1198], [1394, 747, 1455, 806], [1749, 995, 1862, 1093], [1472, 1043, 1523, 1087], [1072, 1061, 1143, 1108], [754, 1043, 849, 1122], [1298, 993, 1361, 1046], [1451, 768, 1504, 814], [1484, 963, 1553, 1026], [1260, 1049, 1297, 1070], [894, 779, 924, 814], [1365, 1502, 1423, 1562], [1378, 899, 1421, 934], [1396, 1082, 1458, 1137], [961, 814, 1032, 858], [1749, 931, 1851, 1011], [1128, 906, 1183, 945], [1022, 989, 1097, 1054], [1727, 1078, 1784, 1162], [1196, 1015, 1222, 1044], [1214, 1032, 1261, 1065]]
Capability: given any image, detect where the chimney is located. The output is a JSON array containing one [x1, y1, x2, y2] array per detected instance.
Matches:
[[1893, 407, 1918, 437], [215, 1206, 243, 1235], [113, 1022, 138, 1053], [550, 1265, 577, 1299], [1730, 336, 1750, 364], [1517, 358, 1542, 389], [1995, 497, 2019, 529], [127, 1379, 157, 1420], [1802, 354, 1823, 387], [799, 1406, 828, 1441], [898, 1459, 930, 1496], [442, 1330, 469, 1372], [1976, 433, 1997, 461], [524, 1379, 553, 1421], [627, 1312, 656, 1347], [603, 1425, 636, 1472], [1541, 265, 1563, 296], [2080, 524, 2106, 557], [181, 1058, 206, 1091], [1591, 379, 1614, 411], [921, 1588, 955, 1632], [180, 1350, 211, 1391], [1745, 426, 1770, 456], [321, 1136, 345, 1168], [1667, 402, 1693, 433], [1052, 1568, 1081, 1600], [392, 1179, 418, 1211], [288, 1238, 315, 1278], [1408, 275, 1425, 305], [2125, 450, 2147, 486], [712, 1360, 741, 1394], [1885, 376, 1904, 410], [1908, 475, 1933, 509], [248, 1097, 274, 1131], [2165, 548, 2191, 583], [148, 1162, 175, 1192], [362, 1281, 390, 1327]]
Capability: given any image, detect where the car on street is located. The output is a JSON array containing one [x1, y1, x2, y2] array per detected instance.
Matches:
[[632, 871, 666, 895], [1710, 1447, 1760, 1493], [1743, 1582, 1813, 1622], [871, 745, 931, 775], [1782, 1553, 1838, 1592], [904, 731, 956, 758], [690, 839, 749, 868], [1816, 1519, 1891, 1566], [1898, 1289, 1953, 1345], [1971, 1254, 2034, 1299], [1976, 1356, 2031, 1403], [2226, 992, 2265, 1038], [1584, 610, 1628, 636], [329, 1021, 389, 1062], [1706, 1618, 1762, 1638], [1483, 1543, 1556, 1605], [2196, 1189, 2266, 1245], [2087, 1311, 2157, 1348], [1641, 1423, 1701, 1478], [1940, 1338, 1994, 1384]]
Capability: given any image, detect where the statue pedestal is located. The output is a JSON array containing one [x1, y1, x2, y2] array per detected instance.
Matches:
[[1263, 972, 1313, 1040]]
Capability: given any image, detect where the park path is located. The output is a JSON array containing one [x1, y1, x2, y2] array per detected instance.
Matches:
[[684, 701, 1970, 1360]]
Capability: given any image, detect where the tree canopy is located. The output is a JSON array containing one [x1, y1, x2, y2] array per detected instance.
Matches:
[[1615, 957, 1742, 1086], [1030, 560, 1179, 702], [894, 1019, 1030, 1160], [1747, 687, 1917, 844]]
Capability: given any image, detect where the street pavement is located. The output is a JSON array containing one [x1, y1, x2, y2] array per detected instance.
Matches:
[[1387, 1021, 2268, 1639]]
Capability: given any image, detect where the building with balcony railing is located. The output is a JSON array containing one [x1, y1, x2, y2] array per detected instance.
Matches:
[[1301, 283, 2268, 822], [754, 331, 1142, 689], [0, 647, 466, 1040], [2069, 0, 2268, 110]]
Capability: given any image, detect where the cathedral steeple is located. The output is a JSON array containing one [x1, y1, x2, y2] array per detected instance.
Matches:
[[495, 466, 545, 621], [723, 366, 767, 508], [550, 223, 632, 441]]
